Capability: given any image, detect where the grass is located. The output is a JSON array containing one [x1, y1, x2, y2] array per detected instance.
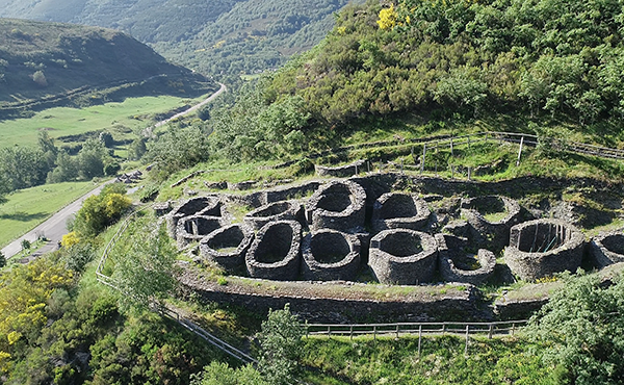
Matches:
[[0, 93, 209, 149], [301, 334, 558, 385], [0, 181, 96, 248]]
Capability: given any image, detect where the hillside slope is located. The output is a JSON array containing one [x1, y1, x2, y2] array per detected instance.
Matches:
[[0, 0, 359, 77], [0, 18, 216, 110]]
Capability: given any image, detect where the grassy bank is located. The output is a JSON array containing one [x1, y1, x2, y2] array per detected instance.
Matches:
[[301, 334, 557, 385], [0, 93, 209, 149], [0, 181, 95, 247]]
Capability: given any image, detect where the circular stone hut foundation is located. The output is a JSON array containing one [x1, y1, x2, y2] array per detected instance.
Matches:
[[245, 220, 302, 281], [301, 230, 361, 281], [504, 219, 585, 281], [368, 229, 438, 285], [200, 224, 254, 271], [371, 192, 431, 233], [166, 197, 222, 238], [176, 215, 223, 249], [460, 195, 522, 252], [435, 234, 496, 285], [243, 201, 305, 230], [589, 231, 624, 268], [306, 180, 366, 232]]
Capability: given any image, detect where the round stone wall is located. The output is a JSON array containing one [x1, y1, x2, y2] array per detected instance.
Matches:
[[504, 219, 585, 280], [243, 201, 305, 230], [245, 220, 302, 281], [200, 224, 254, 272], [301, 230, 361, 281], [372, 192, 431, 233], [166, 197, 222, 238], [368, 229, 438, 285], [306, 180, 366, 232], [590, 231, 624, 268], [176, 215, 223, 249], [460, 195, 522, 252], [435, 233, 496, 285]]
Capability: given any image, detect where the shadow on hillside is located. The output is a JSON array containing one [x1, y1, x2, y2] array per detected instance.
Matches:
[[0, 212, 48, 222]]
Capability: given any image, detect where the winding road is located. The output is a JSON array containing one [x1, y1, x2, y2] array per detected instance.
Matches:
[[0, 83, 226, 261]]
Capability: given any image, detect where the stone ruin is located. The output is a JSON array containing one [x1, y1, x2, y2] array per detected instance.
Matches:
[[589, 230, 624, 268], [369, 229, 438, 285], [315, 160, 366, 178], [200, 223, 254, 272], [301, 230, 361, 281], [245, 220, 302, 281], [306, 180, 366, 232], [176, 215, 224, 249], [243, 201, 305, 230], [167, 197, 223, 239], [371, 192, 431, 233], [504, 219, 585, 280], [435, 233, 496, 285], [460, 195, 522, 252]]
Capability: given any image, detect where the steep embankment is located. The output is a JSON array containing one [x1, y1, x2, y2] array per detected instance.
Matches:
[[0, 18, 216, 113]]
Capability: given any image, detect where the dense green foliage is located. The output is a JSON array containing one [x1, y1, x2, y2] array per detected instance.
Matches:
[[72, 183, 132, 238], [265, 0, 624, 133], [526, 272, 624, 385]]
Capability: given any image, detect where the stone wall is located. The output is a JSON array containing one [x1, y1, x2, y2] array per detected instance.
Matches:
[[306, 180, 366, 232], [371, 192, 431, 233], [369, 229, 438, 285], [200, 223, 254, 272], [504, 219, 586, 280], [301, 230, 361, 281], [245, 220, 302, 281], [589, 231, 624, 268]]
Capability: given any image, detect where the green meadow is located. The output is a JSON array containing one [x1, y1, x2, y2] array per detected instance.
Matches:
[[0, 94, 209, 148], [0, 181, 95, 248]]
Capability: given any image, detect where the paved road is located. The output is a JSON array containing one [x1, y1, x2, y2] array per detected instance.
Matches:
[[1, 83, 227, 261], [1, 182, 111, 260], [146, 82, 227, 135]]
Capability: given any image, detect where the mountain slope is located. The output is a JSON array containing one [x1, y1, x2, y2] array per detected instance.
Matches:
[[0, 18, 216, 111], [0, 0, 359, 77]]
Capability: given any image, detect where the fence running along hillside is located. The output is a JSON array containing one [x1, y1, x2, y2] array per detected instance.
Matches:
[[96, 203, 257, 365]]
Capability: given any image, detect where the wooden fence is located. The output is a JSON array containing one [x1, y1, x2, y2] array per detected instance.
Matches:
[[307, 320, 528, 356]]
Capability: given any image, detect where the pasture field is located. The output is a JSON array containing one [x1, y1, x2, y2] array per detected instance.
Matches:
[[0, 93, 208, 148], [0, 181, 95, 248]]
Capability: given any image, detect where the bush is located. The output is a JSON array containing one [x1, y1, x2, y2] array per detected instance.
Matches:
[[73, 183, 131, 237]]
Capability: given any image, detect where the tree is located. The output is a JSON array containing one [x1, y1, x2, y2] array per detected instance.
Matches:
[[112, 223, 178, 312], [526, 272, 624, 385], [21, 239, 31, 254], [190, 362, 267, 385], [0, 251, 5, 268], [258, 304, 305, 385], [73, 183, 131, 237], [32, 70, 47, 87]]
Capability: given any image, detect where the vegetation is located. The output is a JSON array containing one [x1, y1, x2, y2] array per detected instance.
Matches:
[[0, 181, 94, 249], [0, 0, 358, 79], [526, 272, 624, 385], [72, 183, 132, 238], [0, 18, 216, 112]]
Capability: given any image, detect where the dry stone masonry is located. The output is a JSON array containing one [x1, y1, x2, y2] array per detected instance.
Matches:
[[200, 223, 254, 272], [176, 215, 224, 249], [245, 220, 302, 281], [306, 180, 366, 232], [301, 230, 361, 281], [589, 230, 624, 268], [167, 196, 223, 239], [436, 233, 496, 285], [369, 229, 438, 285], [460, 195, 522, 252], [243, 201, 305, 230], [504, 219, 585, 280], [371, 192, 432, 233]]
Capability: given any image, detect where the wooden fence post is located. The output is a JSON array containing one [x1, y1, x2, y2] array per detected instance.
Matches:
[[418, 325, 422, 358], [421, 144, 426, 174], [516, 136, 525, 167], [350, 326, 353, 340], [373, 326, 377, 340], [450, 137, 454, 156], [488, 324, 494, 339], [464, 325, 470, 356]]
